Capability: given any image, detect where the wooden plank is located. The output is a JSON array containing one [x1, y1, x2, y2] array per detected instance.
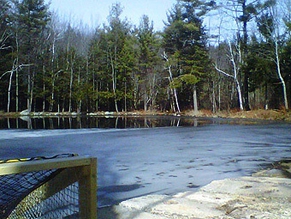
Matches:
[[0, 156, 92, 175]]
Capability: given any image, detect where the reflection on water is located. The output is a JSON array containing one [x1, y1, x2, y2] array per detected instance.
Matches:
[[0, 115, 269, 129], [1, 116, 213, 129]]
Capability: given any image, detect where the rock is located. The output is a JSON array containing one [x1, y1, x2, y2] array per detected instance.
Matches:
[[253, 161, 291, 178], [252, 168, 287, 178], [278, 161, 291, 176], [113, 176, 291, 219]]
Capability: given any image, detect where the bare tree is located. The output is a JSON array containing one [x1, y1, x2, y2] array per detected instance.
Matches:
[[257, 2, 289, 109], [0, 31, 11, 51], [162, 51, 181, 114], [0, 63, 31, 112], [217, 0, 266, 110], [214, 39, 244, 111]]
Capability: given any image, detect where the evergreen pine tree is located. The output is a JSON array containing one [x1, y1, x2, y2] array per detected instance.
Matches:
[[13, 0, 50, 112]]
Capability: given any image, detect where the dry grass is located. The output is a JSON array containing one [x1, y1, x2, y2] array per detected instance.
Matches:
[[0, 111, 20, 118], [194, 109, 291, 121]]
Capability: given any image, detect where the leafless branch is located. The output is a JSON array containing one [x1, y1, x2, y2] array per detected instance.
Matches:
[[214, 64, 234, 79], [0, 63, 32, 80], [0, 31, 11, 50]]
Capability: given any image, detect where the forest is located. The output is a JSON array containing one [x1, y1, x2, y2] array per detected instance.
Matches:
[[0, 0, 290, 114]]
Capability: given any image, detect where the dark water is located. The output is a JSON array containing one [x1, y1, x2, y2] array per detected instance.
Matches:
[[0, 116, 290, 207], [0, 115, 260, 129]]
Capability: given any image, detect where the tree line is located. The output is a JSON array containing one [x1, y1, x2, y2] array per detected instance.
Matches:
[[0, 0, 290, 114]]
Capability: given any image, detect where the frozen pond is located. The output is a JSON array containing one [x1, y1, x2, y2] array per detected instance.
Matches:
[[0, 116, 291, 207]]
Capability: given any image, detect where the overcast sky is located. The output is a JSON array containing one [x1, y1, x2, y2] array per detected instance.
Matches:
[[46, 0, 177, 30]]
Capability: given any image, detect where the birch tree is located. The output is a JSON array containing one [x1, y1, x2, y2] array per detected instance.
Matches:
[[257, 1, 289, 109], [233, 0, 257, 110], [0, 63, 30, 112], [162, 51, 181, 113], [215, 39, 244, 111]]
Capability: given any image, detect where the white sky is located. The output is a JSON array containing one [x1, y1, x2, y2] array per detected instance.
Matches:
[[45, 0, 177, 30]]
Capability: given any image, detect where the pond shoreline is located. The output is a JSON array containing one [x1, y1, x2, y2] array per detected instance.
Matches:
[[111, 176, 291, 219], [99, 162, 291, 219], [1, 109, 290, 122]]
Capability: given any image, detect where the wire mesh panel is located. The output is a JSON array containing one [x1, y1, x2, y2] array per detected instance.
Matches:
[[8, 180, 79, 219], [0, 155, 97, 219], [0, 169, 61, 218]]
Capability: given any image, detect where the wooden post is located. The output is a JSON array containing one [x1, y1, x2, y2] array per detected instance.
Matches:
[[79, 158, 97, 219]]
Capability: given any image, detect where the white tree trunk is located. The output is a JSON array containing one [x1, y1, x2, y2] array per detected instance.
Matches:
[[162, 52, 181, 113], [173, 88, 181, 113], [69, 63, 73, 113], [235, 80, 244, 111], [214, 40, 244, 111], [193, 85, 198, 114], [42, 66, 46, 112], [215, 65, 244, 111], [274, 40, 288, 109], [266, 3, 289, 109], [110, 55, 119, 112], [7, 70, 13, 113], [1, 63, 30, 113], [50, 78, 55, 112], [15, 34, 19, 112]]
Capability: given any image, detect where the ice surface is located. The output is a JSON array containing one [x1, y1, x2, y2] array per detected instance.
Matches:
[[0, 120, 290, 207]]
